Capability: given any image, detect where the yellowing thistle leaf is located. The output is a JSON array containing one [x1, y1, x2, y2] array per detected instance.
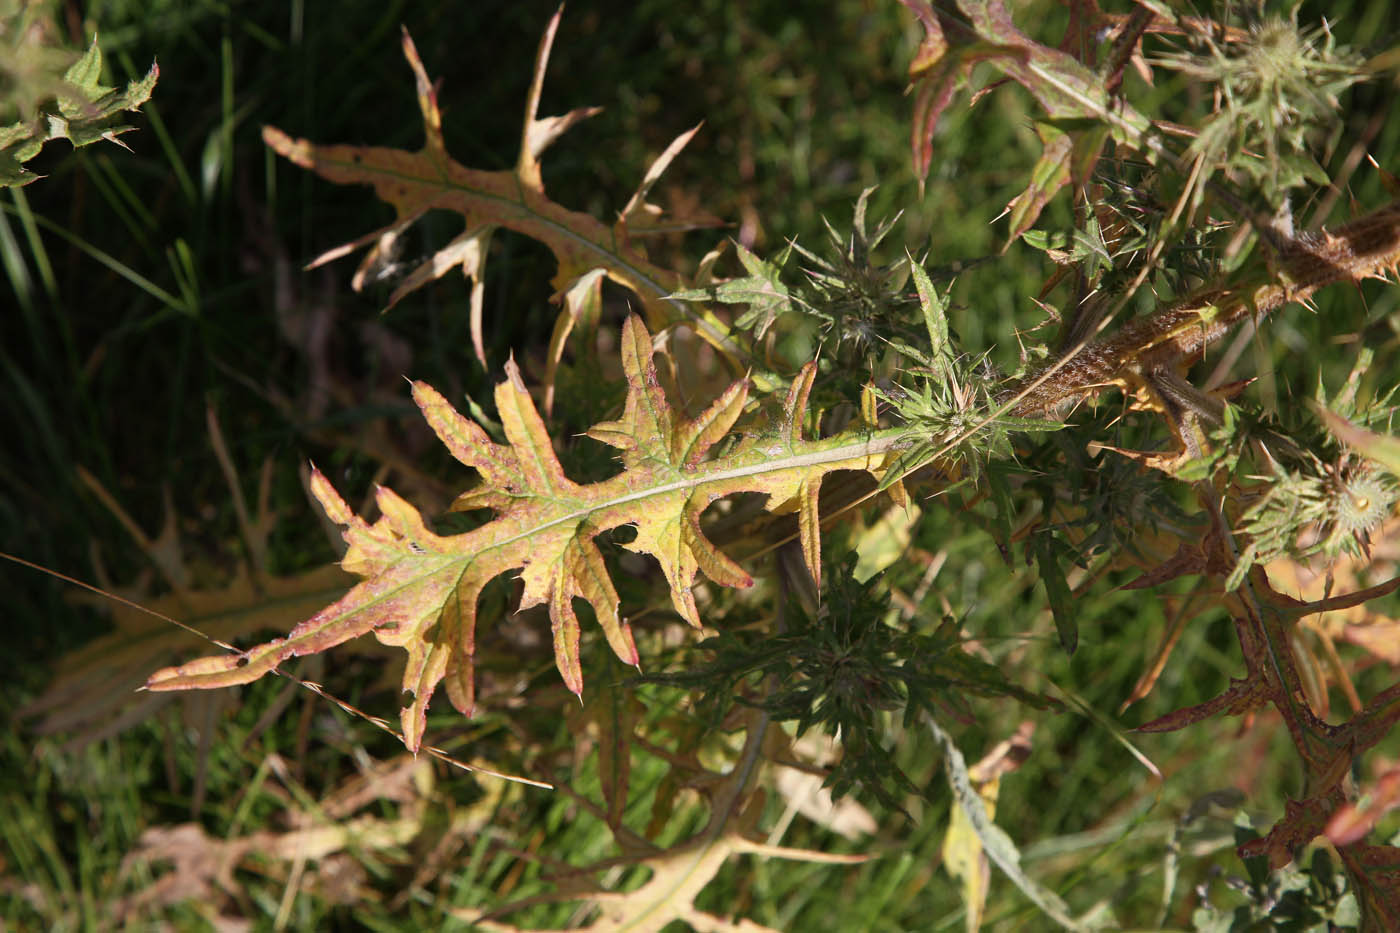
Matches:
[[147, 316, 909, 752], [454, 707, 868, 932], [260, 17, 748, 371]]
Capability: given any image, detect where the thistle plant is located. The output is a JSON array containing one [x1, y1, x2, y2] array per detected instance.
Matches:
[[11, 2, 1400, 929], [1152, 2, 1365, 194], [0, 9, 157, 187]]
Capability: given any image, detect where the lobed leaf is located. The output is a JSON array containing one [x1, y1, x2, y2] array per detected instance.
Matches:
[[1, 36, 158, 187], [901, 0, 1149, 212], [149, 316, 909, 751], [262, 21, 750, 373]]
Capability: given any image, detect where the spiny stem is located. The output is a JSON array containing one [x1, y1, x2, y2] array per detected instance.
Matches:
[[1005, 198, 1400, 418]]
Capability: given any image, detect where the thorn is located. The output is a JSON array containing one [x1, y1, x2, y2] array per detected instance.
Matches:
[[1370, 154, 1400, 197]]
